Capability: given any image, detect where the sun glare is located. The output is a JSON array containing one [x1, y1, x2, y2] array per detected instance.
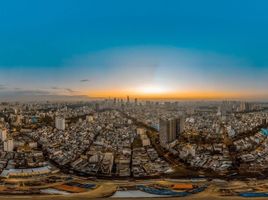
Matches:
[[138, 85, 168, 94]]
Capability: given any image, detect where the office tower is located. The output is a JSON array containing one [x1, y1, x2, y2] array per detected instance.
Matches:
[[179, 116, 185, 135], [127, 96, 130, 104], [240, 102, 250, 112], [0, 129, 7, 142], [55, 117, 65, 130], [4, 138, 14, 152], [134, 98, 138, 105], [95, 103, 100, 111], [159, 118, 176, 147], [245, 102, 250, 111], [159, 117, 185, 147], [172, 117, 185, 137], [239, 102, 245, 112]]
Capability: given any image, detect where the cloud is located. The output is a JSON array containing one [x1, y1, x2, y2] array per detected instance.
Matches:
[[0, 89, 51, 97], [50, 86, 78, 93], [80, 79, 90, 82], [0, 84, 7, 90], [65, 88, 77, 93], [13, 90, 51, 96], [51, 86, 60, 90], [0, 89, 90, 102]]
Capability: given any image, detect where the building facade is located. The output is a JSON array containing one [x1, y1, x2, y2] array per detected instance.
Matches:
[[159, 117, 185, 147], [0, 129, 7, 142], [4, 138, 14, 152], [55, 117, 65, 130]]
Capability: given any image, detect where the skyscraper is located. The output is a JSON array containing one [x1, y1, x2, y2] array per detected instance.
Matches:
[[127, 96, 130, 104], [95, 103, 100, 111], [159, 117, 185, 147], [0, 128, 7, 142], [134, 98, 138, 105], [4, 138, 14, 152], [179, 116, 185, 135], [159, 118, 176, 147], [55, 117, 65, 130], [240, 102, 250, 112]]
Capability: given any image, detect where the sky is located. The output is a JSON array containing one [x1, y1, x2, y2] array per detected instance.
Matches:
[[0, 0, 268, 100]]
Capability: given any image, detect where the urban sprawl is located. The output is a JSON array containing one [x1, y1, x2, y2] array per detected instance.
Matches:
[[0, 98, 268, 182]]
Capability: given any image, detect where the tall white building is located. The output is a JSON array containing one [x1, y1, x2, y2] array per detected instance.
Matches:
[[4, 138, 14, 152], [55, 117, 65, 130], [100, 152, 114, 175], [0, 129, 7, 142]]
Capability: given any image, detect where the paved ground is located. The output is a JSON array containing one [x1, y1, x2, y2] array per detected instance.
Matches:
[[0, 183, 117, 200], [0, 196, 267, 200], [1, 179, 268, 199]]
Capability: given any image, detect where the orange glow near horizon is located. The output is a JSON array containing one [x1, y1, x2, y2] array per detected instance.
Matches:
[[84, 89, 263, 100]]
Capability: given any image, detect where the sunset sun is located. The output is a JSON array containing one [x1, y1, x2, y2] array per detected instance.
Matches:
[[138, 85, 169, 95]]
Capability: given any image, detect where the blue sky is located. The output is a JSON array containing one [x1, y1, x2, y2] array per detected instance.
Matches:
[[0, 0, 268, 99]]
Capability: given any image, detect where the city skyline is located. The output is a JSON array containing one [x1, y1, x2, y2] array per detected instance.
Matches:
[[3, 1, 268, 199], [1, 0, 268, 100]]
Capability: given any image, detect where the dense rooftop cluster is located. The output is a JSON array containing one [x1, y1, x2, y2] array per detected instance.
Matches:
[[0, 100, 268, 178]]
